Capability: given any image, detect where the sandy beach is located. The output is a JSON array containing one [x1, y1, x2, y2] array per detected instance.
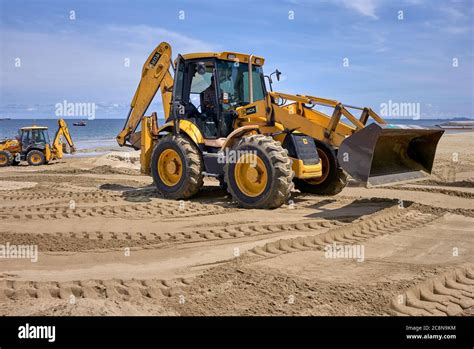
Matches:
[[0, 132, 472, 316]]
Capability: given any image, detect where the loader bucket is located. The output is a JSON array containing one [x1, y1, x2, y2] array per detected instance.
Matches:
[[337, 123, 444, 187]]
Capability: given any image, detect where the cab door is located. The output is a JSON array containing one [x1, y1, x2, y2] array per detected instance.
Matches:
[[20, 130, 31, 152], [171, 55, 186, 127]]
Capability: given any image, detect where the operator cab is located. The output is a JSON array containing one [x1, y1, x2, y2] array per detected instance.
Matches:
[[172, 53, 266, 143], [18, 126, 51, 152]]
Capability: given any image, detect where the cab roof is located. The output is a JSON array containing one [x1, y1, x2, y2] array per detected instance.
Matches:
[[180, 52, 265, 66], [20, 126, 48, 131]]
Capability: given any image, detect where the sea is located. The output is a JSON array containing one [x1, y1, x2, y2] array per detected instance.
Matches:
[[0, 117, 471, 155]]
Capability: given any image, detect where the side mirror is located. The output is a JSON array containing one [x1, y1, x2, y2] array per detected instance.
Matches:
[[266, 69, 282, 92], [196, 62, 206, 75], [275, 69, 282, 81]]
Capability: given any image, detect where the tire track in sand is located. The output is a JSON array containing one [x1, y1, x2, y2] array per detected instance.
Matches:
[[246, 207, 438, 258], [0, 277, 193, 301], [382, 184, 474, 199], [0, 201, 235, 220], [390, 265, 474, 316], [0, 187, 195, 205], [0, 190, 122, 205], [0, 219, 346, 252]]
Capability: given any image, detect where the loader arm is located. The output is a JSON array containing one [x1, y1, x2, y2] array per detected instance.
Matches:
[[266, 91, 443, 186], [268, 91, 387, 147], [116, 42, 173, 148]]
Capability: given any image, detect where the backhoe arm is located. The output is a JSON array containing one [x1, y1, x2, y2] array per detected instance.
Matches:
[[52, 118, 76, 159], [116, 42, 173, 148]]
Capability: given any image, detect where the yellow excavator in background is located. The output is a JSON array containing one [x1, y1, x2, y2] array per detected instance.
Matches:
[[117, 42, 444, 209], [0, 119, 75, 167]]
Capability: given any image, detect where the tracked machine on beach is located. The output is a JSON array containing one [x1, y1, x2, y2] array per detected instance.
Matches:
[[0, 119, 75, 167], [116, 42, 444, 209]]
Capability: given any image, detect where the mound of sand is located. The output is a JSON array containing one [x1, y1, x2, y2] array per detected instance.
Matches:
[[93, 151, 141, 170]]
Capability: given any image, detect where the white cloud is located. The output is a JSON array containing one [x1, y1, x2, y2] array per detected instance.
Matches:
[[105, 25, 216, 54], [439, 5, 467, 20], [340, 0, 379, 19], [444, 26, 471, 34], [403, 0, 426, 4], [336, 0, 429, 19]]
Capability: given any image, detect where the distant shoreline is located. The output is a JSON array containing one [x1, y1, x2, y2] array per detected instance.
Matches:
[[435, 120, 474, 130]]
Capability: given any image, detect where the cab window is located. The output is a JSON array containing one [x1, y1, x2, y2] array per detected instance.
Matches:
[[189, 61, 214, 112], [216, 60, 265, 110], [31, 130, 46, 143]]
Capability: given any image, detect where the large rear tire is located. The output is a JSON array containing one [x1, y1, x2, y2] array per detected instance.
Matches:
[[294, 142, 347, 195], [151, 134, 204, 199], [26, 150, 45, 166], [0, 150, 13, 167], [224, 134, 294, 209]]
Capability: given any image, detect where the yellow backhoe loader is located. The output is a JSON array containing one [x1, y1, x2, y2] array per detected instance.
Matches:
[[117, 42, 444, 209], [0, 119, 76, 167]]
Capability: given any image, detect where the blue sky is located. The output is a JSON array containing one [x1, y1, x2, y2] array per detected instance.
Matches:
[[0, 0, 473, 119]]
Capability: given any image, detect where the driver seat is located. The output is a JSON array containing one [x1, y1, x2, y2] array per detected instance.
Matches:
[[182, 101, 217, 138]]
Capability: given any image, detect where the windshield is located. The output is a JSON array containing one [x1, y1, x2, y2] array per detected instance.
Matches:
[[216, 60, 265, 109], [30, 130, 49, 144]]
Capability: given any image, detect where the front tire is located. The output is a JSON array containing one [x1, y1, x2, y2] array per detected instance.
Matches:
[[0, 150, 13, 167], [26, 150, 45, 166], [151, 135, 204, 199], [224, 134, 294, 209], [294, 141, 347, 195]]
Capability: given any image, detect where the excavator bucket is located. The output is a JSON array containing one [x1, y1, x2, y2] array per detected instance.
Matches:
[[337, 123, 444, 187], [61, 143, 76, 154]]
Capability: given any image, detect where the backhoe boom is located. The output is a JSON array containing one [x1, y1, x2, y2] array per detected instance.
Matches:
[[116, 42, 173, 148], [52, 119, 76, 158]]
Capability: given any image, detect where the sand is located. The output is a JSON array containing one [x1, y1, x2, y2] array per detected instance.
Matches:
[[0, 132, 473, 316]]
